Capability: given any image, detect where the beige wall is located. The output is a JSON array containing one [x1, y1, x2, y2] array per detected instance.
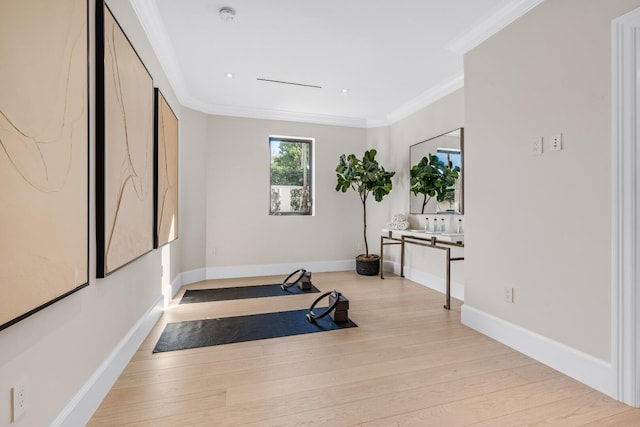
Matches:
[[464, 0, 640, 362], [205, 116, 366, 269], [367, 89, 465, 287], [178, 108, 207, 273], [0, 1, 180, 425]]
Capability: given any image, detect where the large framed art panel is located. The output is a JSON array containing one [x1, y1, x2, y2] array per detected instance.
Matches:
[[96, 2, 154, 277], [0, 0, 89, 330], [154, 89, 179, 248]]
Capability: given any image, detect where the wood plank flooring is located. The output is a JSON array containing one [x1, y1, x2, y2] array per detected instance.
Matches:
[[88, 271, 640, 426]]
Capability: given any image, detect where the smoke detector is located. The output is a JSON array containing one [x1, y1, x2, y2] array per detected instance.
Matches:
[[219, 7, 236, 21]]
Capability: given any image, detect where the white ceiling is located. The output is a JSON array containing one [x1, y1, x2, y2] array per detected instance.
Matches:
[[131, 0, 542, 128]]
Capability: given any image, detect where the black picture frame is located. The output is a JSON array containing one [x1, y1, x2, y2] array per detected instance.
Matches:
[[0, 0, 90, 331], [153, 88, 179, 249], [96, 1, 155, 277]]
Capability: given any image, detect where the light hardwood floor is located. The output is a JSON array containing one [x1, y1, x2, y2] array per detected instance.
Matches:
[[89, 271, 640, 426]]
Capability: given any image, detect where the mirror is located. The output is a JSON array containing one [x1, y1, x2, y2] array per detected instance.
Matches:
[[409, 128, 464, 214]]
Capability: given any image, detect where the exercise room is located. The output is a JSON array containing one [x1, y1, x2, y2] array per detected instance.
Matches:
[[3, 0, 640, 425]]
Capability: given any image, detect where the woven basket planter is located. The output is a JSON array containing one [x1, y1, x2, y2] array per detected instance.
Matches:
[[355, 254, 380, 276]]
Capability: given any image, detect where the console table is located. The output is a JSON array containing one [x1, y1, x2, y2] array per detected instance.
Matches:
[[380, 229, 464, 310]]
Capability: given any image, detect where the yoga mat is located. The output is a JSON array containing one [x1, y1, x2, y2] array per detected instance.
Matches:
[[153, 308, 358, 352], [180, 284, 320, 304]]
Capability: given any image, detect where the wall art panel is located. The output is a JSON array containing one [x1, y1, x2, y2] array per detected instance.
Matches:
[[154, 89, 179, 248], [0, 0, 89, 330], [96, 2, 154, 277]]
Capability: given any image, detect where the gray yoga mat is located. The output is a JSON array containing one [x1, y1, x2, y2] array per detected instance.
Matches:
[[180, 283, 320, 304], [153, 308, 357, 352]]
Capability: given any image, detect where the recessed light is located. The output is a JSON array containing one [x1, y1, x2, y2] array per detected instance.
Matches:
[[341, 88, 350, 93], [225, 72, 234, 79]]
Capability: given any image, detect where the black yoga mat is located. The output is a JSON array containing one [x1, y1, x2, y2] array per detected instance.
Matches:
[[153, 308, 358, 353], [180, 283, 320, 304]]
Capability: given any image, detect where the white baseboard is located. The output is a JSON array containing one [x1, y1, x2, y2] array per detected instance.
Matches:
[[461, 304, 613, 398], [177, 268, 206, 288], [177, 259, 355, 285], [169, 271, 185, 298], [382, 260, 464, 301], [52, 295, 164, 427]]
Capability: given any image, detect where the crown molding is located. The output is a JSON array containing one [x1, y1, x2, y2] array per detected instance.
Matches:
[[445, 0, 545, 54], [183, 96, 369, 128], [132, 0, 541, 129], [131, 0, 368, 128], [370, 72, 464, 128], [130, 0, 190, 100]]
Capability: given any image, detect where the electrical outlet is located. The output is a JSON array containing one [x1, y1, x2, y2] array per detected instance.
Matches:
[[504, 287, 514, 303], [12, 379, 27, 421], [531, 137, 543, 155], [550, 133, 562, 151]]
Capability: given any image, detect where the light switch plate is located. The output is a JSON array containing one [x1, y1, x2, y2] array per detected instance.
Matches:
[[531, 137, 543, 155], [550, 133, 562, 151], [12, 379, 27, 421], [504, 287, 514, 303]]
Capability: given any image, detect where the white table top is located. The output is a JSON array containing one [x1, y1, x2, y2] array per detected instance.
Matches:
[[382, 228, 464, 244]]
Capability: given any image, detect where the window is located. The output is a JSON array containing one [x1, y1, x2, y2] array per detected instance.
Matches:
[[435, 148, 461, 170], [269, 136, 313, 215]]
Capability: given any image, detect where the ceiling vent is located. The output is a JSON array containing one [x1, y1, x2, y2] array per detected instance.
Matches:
[[256, 78, 322, 89]]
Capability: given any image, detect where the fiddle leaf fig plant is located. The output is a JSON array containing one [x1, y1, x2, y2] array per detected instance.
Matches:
[[336, 149, 395, 258], [410, 154, 460, 214]]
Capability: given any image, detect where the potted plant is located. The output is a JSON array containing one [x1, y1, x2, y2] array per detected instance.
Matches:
[[410, 154, 460, 214], [336, 149, 395, 275]]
